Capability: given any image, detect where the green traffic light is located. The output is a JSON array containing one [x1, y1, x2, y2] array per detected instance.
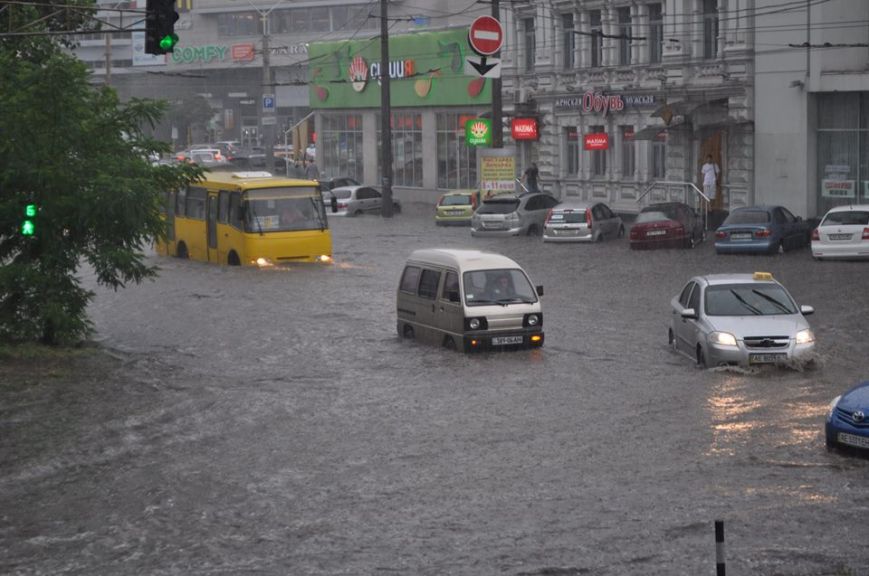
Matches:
[[22, 220, 35, 236], [159, 33, 178, 51]]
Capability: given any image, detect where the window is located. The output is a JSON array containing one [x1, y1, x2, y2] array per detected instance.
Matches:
[[442, 271, 460, 302], [679, 282, 695, 308], [817, 92, 869, 213], [523, 18, 536, 72], [703, 0, 719, 59], [589, 125, 607, 177], [218, 191, 230, 223], [562, 13, 575, 69], [321, 114, 364, 182], [651, 132, 667, 178], [217, 12, 258, 37], [649, 3, 663, 64], [621, 126, 636, 178], [400, 266, 421, 293], [688, 282, 701, 312], [378, 112, 423, 188], [175, 187, 187, 217], [589, 11, 603, 68], [437, 113, 478, 189], [229, 192, 242, 229], [186, 187, 207, 220], [565, 127, 579, 176], [617, 7, 632, 66], [418, 269, 441, 300]]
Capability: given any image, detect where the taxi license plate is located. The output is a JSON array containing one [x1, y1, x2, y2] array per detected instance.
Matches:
[[749, 353, 786, 364], [647, 230, 667, 236], [492, 335, 523, 346], [447, 210, 464, 216], [829, 233, 852, 241], [838, 432, 869, 449], [731, 232, 752, 240]]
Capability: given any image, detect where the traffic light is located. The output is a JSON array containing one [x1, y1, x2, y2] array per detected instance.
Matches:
[[21, 203, 37, 237], [145, 0, 179, 55]]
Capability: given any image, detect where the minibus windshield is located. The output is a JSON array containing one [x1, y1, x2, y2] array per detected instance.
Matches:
[[463, 268, 537, 306], [244, 187, 326, 232]]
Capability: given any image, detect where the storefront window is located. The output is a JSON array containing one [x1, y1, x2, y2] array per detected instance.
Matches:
[[651, 131, 667, 179], [377, 112, 423, 188], [321, 113, 364, 181], [817, 92, 869, 213], [565, 127, 579, 176], [621, 125, 635, 178], [437, 113, 478, 189], [589, 125, 607, 177]]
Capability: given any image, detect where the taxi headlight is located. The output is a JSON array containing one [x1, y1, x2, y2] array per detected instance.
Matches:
[[828, 395, 841, 422], [710, 331, 738, 347], [795, 329, 815, 344]]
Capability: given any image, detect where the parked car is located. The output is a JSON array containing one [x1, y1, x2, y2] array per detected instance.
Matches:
[[435, 190, 480, 226], [826, 381, 869, 453], [669, 271, 816, 368], [629, 202, 704, 249], [177, 148, 228, 167], [319, 176, 360, 194], [811, 204, 869, 260], [329, 185, 401, 216], [471, 193, 560, 237], [212, 140, 241, 160], [714, 205, 812, 254], [543, 201, 624, 242]]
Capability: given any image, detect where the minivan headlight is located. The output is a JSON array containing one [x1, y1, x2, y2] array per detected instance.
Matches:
[[469, 318, 480, 330], [465, 317, 488, 331], [523, 313, 541, 327], [827, 395, 841, 422], [710, 331, 737, 347], [795, 329, 815, 344]]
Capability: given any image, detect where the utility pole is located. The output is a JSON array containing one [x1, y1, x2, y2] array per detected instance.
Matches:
[[261, 13, 275, 173], [492, 0, 503, 148], [380, 0, 394, 217]]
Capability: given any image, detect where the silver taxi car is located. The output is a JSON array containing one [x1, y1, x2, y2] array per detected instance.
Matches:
[[669, 272, 816, 368]]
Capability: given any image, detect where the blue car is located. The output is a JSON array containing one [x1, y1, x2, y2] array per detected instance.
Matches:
[[826, 381, 869, 453], [714, 205, 813, 254]]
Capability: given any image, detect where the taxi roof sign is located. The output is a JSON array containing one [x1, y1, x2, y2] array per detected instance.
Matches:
[[753, 271, 774, 281], [232, 171, 273, 178]]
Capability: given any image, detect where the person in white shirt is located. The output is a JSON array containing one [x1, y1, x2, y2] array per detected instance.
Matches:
[[701, 154, 720, 202]]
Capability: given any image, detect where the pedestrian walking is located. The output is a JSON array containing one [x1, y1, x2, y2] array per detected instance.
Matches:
[[521, 162, 540, 194], [304, 158, 320, 181], [701, 154, 720, 203]]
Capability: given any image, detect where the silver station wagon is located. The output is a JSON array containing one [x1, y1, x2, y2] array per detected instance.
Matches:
[[542, 201, 625, 242], [669, 272, 816, 368]]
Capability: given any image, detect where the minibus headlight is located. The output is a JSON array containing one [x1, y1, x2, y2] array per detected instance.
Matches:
[[464, 317, 487, 331], [316, 255, 333, 264], [254, 257, 275, 268], [523, 313, 542, 328]]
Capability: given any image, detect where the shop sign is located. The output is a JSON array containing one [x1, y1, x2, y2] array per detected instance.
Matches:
[[511, 118, 538, 140], [349, 55, 369, 92], [584, 133, 609, 150], [270, 44, 308, 56], [231, 43, 256, 62], [171, 45, 229, 64], [821, 179, 856, 198], [466, 118, 492, 146], [555, 91, 657, 114]]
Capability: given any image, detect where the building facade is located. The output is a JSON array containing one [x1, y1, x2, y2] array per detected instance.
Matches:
[[500, 0, 755, 214], [755, 0, 869, 218]]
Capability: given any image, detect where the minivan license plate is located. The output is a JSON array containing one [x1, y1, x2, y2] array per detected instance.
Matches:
[[749, 353, 786, 364], [839, 432, 869, 449], [492, 335, 523, 346]]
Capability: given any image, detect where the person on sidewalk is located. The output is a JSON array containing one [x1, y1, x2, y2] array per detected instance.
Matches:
[[521, 162, 539, 194], [304, 159, 320, 181]]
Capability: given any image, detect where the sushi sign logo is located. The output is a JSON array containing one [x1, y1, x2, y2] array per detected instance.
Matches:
[[349, 56, 369, 92], [465, 118, 492, 146]]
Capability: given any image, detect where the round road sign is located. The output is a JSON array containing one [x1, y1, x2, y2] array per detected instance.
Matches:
[[468, 16, 503, 56]]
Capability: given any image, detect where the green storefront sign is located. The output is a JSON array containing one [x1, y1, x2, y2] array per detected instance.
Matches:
[[465, 117, 492, 146], [309, 28, 491, 108]]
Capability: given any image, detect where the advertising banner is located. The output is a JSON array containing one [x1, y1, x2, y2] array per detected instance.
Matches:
[[821, 179, 856, 199], [308, 29, 491, 108], [584, 133, 609, 150], [511, 118, 538, 140], [478, 148, 516, 198]]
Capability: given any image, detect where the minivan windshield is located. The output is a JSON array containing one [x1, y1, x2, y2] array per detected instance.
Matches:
[[705, 284, 798, 316], [477, 199, 520, 214], [463, 268, 538, 306]]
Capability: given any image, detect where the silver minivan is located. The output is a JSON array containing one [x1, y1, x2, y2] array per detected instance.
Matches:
[[542, 201, 625, 242], [397, 249, 544, 352]]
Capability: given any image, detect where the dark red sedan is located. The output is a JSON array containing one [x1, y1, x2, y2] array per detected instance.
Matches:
[[629, 202, 705, 249]]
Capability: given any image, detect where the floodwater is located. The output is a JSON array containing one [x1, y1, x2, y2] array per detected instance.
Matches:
[[2, 208, 868, 575]]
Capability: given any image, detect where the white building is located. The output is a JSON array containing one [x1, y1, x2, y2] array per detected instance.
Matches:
[[755, 0, 869, 218]]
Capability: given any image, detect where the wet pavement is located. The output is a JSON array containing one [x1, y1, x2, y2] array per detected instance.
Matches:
[[2, 208, 868, 575]]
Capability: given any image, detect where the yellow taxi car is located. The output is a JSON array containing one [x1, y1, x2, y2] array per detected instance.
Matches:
[[434, 190, 480, 226]]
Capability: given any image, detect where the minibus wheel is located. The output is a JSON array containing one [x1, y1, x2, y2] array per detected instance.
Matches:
[[176, 242, 189, 259], [227, 251, 241, 266]]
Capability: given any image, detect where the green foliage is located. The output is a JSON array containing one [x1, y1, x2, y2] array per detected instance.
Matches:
[[0, 45, 202, 345]]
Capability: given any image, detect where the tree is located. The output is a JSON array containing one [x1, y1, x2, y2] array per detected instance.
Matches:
[[0, 12, 202, 345]]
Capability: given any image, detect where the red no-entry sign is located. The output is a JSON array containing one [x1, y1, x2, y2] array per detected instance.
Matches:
[[468, 16, 503, 56]]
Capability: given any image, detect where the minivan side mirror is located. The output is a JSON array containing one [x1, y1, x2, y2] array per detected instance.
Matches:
[[681, 308, 698, 320], [330, 195, 338, 213], [800, 304, 814, 316], [536, 285, 544, 296], [448, 290, 460, 303]]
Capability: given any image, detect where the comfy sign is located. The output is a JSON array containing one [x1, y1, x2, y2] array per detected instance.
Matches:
[[511, 118, 538, 140], [584, 133, 609, 150]]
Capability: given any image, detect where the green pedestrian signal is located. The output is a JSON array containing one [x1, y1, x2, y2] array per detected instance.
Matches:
[[22, 203, 37, 236]]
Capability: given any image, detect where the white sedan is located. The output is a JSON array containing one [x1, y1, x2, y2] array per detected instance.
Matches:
[[811, 204, 869, 260]]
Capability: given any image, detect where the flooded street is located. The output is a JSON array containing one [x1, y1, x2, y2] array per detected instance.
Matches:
[[2, 209, 868, 575]]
